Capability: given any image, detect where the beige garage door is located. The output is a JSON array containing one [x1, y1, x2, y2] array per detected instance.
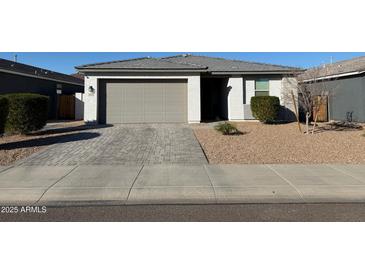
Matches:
[[106, 80, 187, 123]]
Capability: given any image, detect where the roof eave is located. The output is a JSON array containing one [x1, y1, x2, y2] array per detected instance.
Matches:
[[76, 68, 207, 73], [210, 70, 303, 75], [0, 68, 84, 86], [300, 70, 365, 83]]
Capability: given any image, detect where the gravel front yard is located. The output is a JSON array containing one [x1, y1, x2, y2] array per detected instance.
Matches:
[[0, 121, 86, 166], [0, 134, 43, 165], [193, 122, 365, 164]]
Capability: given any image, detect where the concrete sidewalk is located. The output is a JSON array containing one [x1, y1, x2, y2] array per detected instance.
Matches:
[[1, 164, 365, 206]]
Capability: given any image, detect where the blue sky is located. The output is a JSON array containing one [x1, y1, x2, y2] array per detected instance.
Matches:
[[0, 52, 364, 74]]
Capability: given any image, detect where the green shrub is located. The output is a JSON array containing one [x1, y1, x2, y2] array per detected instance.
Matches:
[[214, 122, 240, 135], [251, 96, 280, 123], [5, 93, 49, 134], [0, 96, 9, 134]]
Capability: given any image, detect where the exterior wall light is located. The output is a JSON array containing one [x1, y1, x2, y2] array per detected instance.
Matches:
[[88, 86, 95, 94]]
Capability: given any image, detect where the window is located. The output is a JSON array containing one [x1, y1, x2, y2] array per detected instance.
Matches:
[[255, 79, 269, 96]]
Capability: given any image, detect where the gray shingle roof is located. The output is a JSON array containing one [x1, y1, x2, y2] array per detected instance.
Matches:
[[300, 56, 365, 80], [163, 54, 300, 72], [0, 58, 84, 86], [76, 57, 206, 70], [76, 54, 300, 73]]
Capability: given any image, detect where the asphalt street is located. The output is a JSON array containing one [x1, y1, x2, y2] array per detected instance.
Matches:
[[1, 203, 365, 221]]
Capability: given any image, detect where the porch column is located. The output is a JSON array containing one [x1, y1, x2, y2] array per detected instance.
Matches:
[[84, 76, 98, 123], [187, 75, 201, 123]]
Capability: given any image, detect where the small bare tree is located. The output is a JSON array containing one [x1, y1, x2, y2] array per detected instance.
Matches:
[[284, 65, 337, 134]]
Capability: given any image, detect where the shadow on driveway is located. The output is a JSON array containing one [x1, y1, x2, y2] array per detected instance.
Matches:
[[29, 124, 113, 136], [0, 132, 100, 150]]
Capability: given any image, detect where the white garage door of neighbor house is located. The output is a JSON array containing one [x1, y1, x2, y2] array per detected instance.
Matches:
[[106, 80, 187, 123]]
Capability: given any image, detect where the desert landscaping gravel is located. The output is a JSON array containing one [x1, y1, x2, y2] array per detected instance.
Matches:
[[0, 134, 43, 165], [193, 122, 365, 164], [0, 121, 85, 166]]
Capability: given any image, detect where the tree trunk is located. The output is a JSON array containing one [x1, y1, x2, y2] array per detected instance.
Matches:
[[305, 112, 310, 134], [311, 97, 322, 134], [312, 111, 319, 134], [290, 90, 302, 133]]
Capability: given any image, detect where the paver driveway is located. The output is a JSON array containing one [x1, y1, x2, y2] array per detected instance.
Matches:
[[19, 124, 207, 166]]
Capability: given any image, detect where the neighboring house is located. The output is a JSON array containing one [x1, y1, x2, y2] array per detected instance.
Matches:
[[76, 55, 301, 124], [300, 56, 365, 122], [0, 58, 84, 120], [70, 72, 85, 80]]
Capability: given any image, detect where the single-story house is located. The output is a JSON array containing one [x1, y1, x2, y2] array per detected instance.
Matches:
[[300, 56, 365, 123], [0, 58, 84, 120], [76, 55, 301, 124]]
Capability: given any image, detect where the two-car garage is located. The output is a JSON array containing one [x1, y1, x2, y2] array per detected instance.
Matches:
[[98, 79, 188, 124]]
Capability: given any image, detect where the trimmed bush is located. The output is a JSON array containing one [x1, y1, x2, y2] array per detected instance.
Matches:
[[0, 96, 9, 134], [250, 96, 280, 123], [5, 93, 49, 134], [214, 122, 240, 135]]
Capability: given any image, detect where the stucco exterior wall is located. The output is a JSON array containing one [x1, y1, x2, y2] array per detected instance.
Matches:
[[241, 76, 298, 121], [306, 75, 365, 122], [281, 77, 298, 121], [187, 75, 201, 123], [83, 74, 201, 123], [75, 92, 84, 120], [227, 77, 244, 120], [84, 76, 98, 123], [245, 79, 255, 104], [269, 79, 282, 100], [243, 79, 255, 119]]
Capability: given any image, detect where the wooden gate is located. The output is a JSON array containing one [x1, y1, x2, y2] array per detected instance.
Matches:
[[312, 96, 328, 122], [58, 95, 75, 120]]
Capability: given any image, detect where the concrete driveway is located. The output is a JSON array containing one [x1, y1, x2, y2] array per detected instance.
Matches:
[[18, 124, 208, 166]]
